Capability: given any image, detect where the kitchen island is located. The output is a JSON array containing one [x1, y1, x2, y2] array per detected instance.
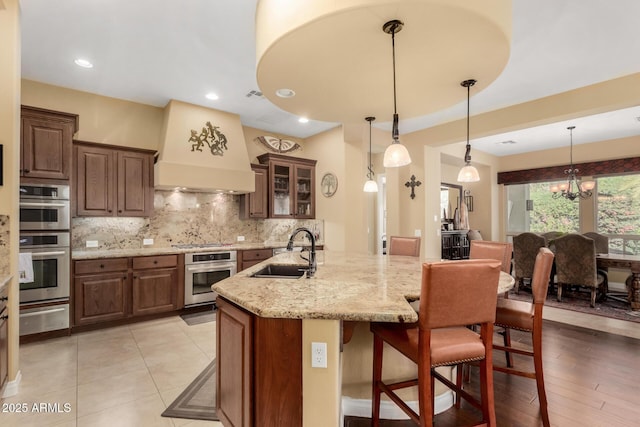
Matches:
[[213, 250, 514, 427]]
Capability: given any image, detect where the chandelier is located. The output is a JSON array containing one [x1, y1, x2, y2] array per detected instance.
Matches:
[[550, 126, 595, 200]]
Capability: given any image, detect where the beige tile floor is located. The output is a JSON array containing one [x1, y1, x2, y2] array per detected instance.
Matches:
[[2, 309, 638, 427], [1, 315, 222, 427]]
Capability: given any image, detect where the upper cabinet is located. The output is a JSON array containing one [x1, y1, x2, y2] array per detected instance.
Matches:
[[74, 141, 154, 217], [240, 164, 269, 219], [257, 153, 317, 219], [21, 106, 79, 181]]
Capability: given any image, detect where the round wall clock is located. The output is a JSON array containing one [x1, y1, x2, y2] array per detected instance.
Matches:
[[321, 172, 338, 197]]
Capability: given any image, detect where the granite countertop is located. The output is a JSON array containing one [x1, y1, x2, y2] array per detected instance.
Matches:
[[213, 251, 515, 323], [0, 275, 10, 289], [72, 241, 323, 260]]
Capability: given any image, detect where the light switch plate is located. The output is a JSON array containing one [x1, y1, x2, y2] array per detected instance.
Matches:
[[86, 240, 99, 248], [143, 238, 154, 246]]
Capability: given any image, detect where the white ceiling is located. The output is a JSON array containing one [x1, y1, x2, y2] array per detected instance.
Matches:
[[19, 0, 640, 156]]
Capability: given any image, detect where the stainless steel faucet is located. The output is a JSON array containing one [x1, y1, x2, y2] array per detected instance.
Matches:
[[287, 227, 316, 278]]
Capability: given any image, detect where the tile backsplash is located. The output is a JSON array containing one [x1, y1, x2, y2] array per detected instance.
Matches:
[[0, 215, 8, 275], [71, 191, 323, 250]]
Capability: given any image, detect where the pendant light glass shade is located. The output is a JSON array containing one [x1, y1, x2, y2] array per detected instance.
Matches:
[[457, 164, 480, 182], [382, 20, 411, 168], [457, 79, 479, 183], [364, 116, 379, 192]]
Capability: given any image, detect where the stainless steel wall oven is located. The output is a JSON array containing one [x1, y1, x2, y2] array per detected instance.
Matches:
[[184, 250, 237, 307], [19, 183, 70, 231]]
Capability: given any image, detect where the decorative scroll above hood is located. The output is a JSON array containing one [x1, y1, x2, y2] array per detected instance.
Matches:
[[154, 100, 255, 193]]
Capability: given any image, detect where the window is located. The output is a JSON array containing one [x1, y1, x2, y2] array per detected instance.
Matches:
[[596, 174, 640, 255], [506, 181, 579, 234]]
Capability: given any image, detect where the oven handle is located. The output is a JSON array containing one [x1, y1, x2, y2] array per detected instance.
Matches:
[[27, 251, 68, 257], [19, 202, 69, 207], [186, 264, 236, 273], [20, 307, 66, 318]]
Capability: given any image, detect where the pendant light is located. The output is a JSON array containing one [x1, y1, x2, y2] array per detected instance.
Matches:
[[363, 116, 379, 192], [382, 20, 411, 168], [457, 79, 480, 182]]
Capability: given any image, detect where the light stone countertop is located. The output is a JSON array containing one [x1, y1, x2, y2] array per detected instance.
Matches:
[[72, 241, 323, 260], [213, 251, 515, 323]]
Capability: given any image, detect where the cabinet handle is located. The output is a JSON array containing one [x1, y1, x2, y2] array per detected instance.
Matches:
[[0, 315, 8, 320], [108, 210, 113, 213], [123, 276, 127, 279], [100, 264, 105, 268], [118, 210, 122, 213], [24, 169, 30, 173], [153, 260, 158, 264], [0, 296, 7, 302]]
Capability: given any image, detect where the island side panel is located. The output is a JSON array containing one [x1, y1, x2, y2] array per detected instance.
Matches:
[[254, 316, 303, 426]]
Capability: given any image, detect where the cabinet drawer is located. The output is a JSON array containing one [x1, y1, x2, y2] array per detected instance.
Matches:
[[75, 258, 129, 275], [241, 249, 273, 262], [132, 254, 178, 270]]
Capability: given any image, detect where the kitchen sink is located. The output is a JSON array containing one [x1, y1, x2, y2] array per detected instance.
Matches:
[[250, 264, 307, 279]]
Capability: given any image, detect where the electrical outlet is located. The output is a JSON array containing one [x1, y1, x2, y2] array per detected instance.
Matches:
[[311, 342, 327, 368], [143, 238, 154, 246], [86, 240, 99, 248], [237, 235, 245, 242]]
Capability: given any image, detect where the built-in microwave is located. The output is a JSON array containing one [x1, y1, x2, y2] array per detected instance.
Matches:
[[19, 183, 70, 231]]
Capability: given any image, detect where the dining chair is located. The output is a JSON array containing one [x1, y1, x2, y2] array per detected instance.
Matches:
[[370, 259, 502, 427], [582, 231, 610, 296], [469, 240, 513, 274], [388, 236, 421, 257], [541, 231, 564, 244], [513, 232, 547, 294], [554, 233, 605, 307], [493, 247, 555, 427]]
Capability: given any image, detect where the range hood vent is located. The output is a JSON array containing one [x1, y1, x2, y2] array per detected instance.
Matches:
[[154, 100, 254, 193]]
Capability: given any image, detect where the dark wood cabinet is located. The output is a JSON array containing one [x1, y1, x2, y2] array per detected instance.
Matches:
[[73, 254, 184, 327], [74, 141, 154, 217], [73, 258, 129, 326], [238, 248, 273, 271], [132, 255, 179, 316], [239, 164, 268, 219], [257, 153, 316, 219], [0, 284, 8, 392], [217, 297, 302, 427], [21, 106, 78, 180], [441, 230, 471, 260]]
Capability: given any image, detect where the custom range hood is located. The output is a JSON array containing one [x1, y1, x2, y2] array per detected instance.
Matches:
[[154, 100, 255, 193]]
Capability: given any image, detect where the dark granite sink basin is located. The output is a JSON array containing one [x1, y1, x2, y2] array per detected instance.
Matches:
[[250, 264, 307, 279]]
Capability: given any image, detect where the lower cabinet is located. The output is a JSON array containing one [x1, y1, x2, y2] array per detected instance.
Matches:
[[0, 284, 8, 391], [238, 248, 273, 271], [217, 297, 302, 427], [73, 254, 183, 327]]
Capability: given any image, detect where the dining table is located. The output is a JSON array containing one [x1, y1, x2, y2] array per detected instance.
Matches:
[[596, 253, 640, 310]]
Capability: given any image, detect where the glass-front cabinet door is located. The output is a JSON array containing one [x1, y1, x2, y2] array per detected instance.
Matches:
[[295, 164, 315, 218], [271, 160, 293, 218]]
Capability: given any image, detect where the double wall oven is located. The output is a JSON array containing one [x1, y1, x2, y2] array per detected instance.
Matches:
[[19, 183, 71, 336]]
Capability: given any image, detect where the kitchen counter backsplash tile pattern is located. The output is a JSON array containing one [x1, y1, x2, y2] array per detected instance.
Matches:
[[71, 191, 323, 250], [0, 215, 9, 275]]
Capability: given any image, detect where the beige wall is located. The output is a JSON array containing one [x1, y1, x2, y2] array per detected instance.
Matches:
[[22, 80, 163, 150], [0, 0, 21, 390]]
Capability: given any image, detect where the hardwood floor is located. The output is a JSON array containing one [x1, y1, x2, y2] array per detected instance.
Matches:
[[346, 319, 640, 427]]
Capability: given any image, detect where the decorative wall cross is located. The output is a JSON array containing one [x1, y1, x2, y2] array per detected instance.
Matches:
[[405, 175, 422, 199]]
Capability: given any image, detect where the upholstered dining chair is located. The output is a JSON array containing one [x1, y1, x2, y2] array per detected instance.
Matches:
[[541, 231, 564, 244], [469, 240, 513, 274], [370, 259, 502, 427], [513, 232, 547, 294], [388, 236, 421, 257], [493, 247, 555, 427], [554, 233, 606, 307], [583, 231, 610, 295]]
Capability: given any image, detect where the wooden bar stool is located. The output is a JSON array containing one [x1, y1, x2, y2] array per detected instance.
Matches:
[[371, 259, 502, 427], [493, 247, 555, 427]]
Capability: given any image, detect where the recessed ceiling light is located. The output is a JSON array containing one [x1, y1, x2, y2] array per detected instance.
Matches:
[[298, 117, 309, 123], [74, 58, 93, 68], [206, 92, 219, 100], [276, 88, 295, 98]]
